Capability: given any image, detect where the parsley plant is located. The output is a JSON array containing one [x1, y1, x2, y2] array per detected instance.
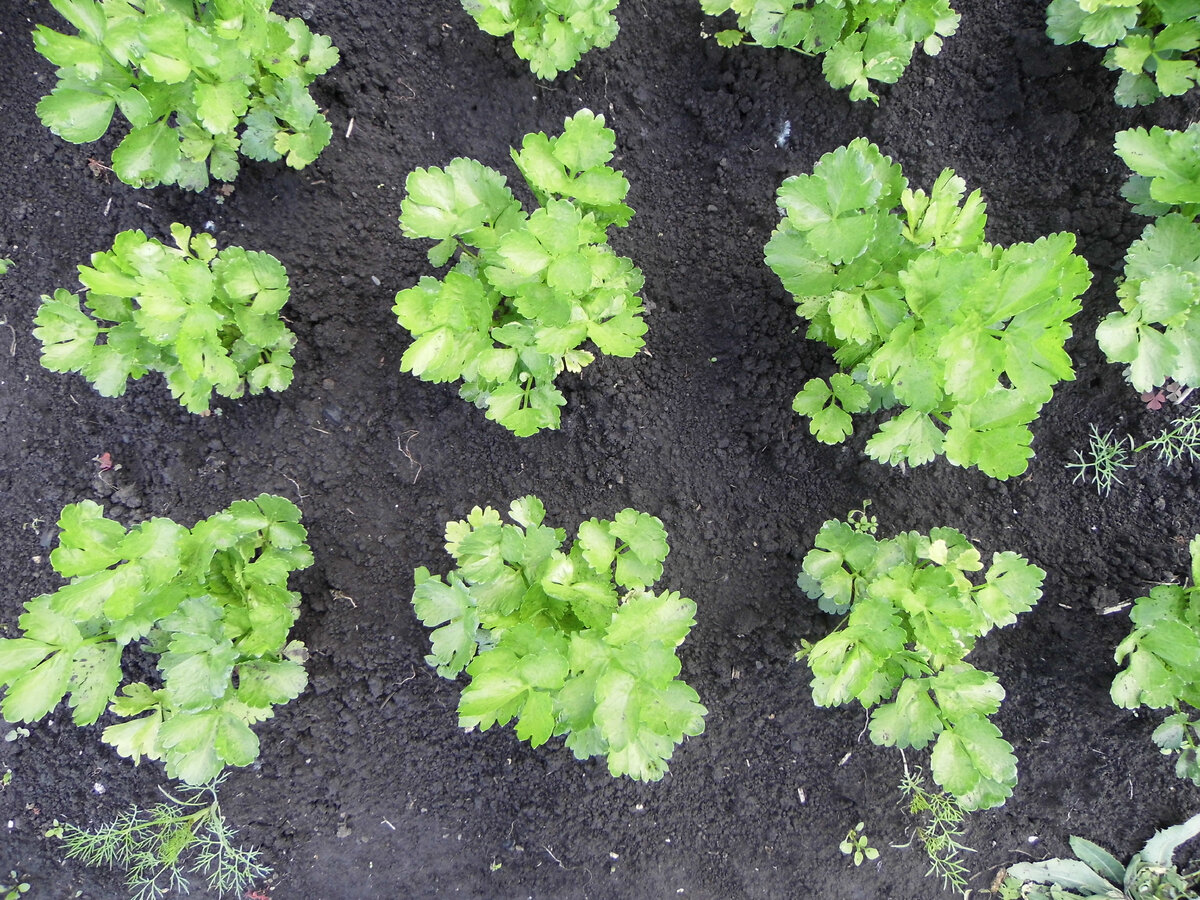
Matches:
[[33, 0, 339, 190], [701, 0, 959, 103], [396, 109, 647, 436], [462, 0, 620, 79], [766, 139, 1092, 479], [1111, 536, 1200, 787], [1097, 124, 1200, 393], [0, 495, 313, 786], [412, 496, 707, 781], [34, 224, 296, 413], [1047, 0, 1200, 106], [796, 507, 1044, 810]]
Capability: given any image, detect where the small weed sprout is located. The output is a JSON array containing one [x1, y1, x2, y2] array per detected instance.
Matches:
[[846, 500, 878, 535], [60, 779, 270, 900], [896, 766, 975, 895], [840, 822, 879, 866], [0, 873, 29, 900]]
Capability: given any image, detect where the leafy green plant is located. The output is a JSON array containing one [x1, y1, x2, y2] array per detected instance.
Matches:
[[34, 224, 296, 413], [33, 0, 339, 190], [395, 109, 647, 436], [1068, 407, 1200, 495], [462, 0, 620, 79], [1003, 811, 1200, 899], [701, 0, 959, 102], [840, 821, 879, 866], [1046, 0, 1200, 106], [796, 505, 1045, 810], [0, 259, 12, 276], [0, 494, 312, 785], [1097, 125, 1200, 394], [1110, 536, 1200, 787], [412, 495, 707, 781], [765, 138, 1092, 478], [896, 764, 974, 895], [62, 779, 269, 900]]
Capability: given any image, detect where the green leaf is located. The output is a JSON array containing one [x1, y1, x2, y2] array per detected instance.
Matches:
[[67, 643, 122, 725], [412, 570, 481, 676], [608, 509, 669, 590], [0, 640, 54, 687], [865, 408, 945, 468], [33, 289, 101, 374], [604, 591, 696, 648], [194, 80, 250, 135], [102, 710, 164, 765], [236, 658, 307, 707], [111, 123, 181, 188], [930, 714, 1017, 810], [929, 664, 1004, 722], [400, 158, 520, 247], [793, 375, 869, 445], [50, 0, 108, 42], [35, 88, 115, 143], [2, 651, 72, 723], [869, 677, 942, 748], [159, 707, 260, 785], [51, 500, 128, 577], [1067, 836, 1127, 885], [160, 632, 238, 709], [975, 552, 1045, 630]]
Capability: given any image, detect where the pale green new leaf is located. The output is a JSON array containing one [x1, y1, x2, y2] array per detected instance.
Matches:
[[793, 374, 870, 444], [102, 709, 164, 766]]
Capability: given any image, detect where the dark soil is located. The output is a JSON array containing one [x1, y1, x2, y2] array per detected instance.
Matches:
[[2, 1, 1200, 897]]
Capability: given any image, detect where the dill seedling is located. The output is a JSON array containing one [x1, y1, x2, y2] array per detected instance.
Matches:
[[1068, 406, 1200, 495], [60, 779, 270, 900], [896, 766, 975, 896], [1067, 425, 1134, 495]]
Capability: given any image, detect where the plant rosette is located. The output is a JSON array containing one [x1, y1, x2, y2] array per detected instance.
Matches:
[[33, 0, 339, 190], [395, 109, 647, 436], [0, 494, 313, 785], [34, 224, 296, 413], [412, 495, 707, 781], [461, 0, 620, 79], [1047, 0, 1200, 106], [796, 507, 1045, 810], [701, 0, 960, 102], [765, 138, 1092, 478]]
